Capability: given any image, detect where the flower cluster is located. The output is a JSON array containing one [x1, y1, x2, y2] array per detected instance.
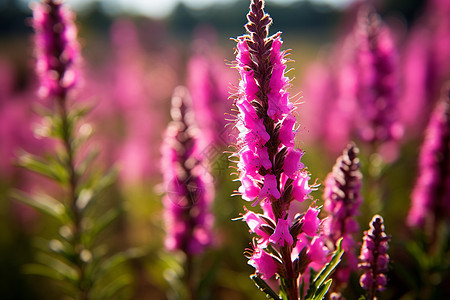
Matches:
[[323, 143, 362, 290], [408, 86, 450, 229], [32, 0, 80, 99], [353, 7, 402, 144], [232, 1, 327, 298], [359, 214, 390, 299], [187, 39, 232, 150], [161, 86, 214, 255]]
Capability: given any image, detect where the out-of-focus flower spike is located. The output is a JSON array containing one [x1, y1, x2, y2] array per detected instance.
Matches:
[[161, 86, 214, 255], [359, 214, 390, 299], [323, 142, 362, 293], [32, 0, 80, 100], [354, 7, 403, 145], [408, 85, 450, 231]]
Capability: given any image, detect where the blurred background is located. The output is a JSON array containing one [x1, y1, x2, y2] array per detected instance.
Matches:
[[1, 0, 448, 299]]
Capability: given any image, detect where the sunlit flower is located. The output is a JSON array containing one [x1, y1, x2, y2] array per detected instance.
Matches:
[[162, 86, 214, 255]]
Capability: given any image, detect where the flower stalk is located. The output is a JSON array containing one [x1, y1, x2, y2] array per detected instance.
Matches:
[[32, 1, 89, 298], [161, 86, 215, 300], [408, 85, 450, 248], [15, 1, 130, 299], [359, 215, 390, 300], [232, 1, 333, 299], [323, 143, 362, 295]]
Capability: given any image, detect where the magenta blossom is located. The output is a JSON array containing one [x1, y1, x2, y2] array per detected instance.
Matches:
[[161, 86, 214, 255], [248, 243, 279, 280]]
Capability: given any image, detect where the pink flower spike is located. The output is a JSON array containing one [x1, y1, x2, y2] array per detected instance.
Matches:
[[269, 218, 293, 247], [249, 246, 278, 280], [302, 207, 320, 236], [283, 148, 304, 178], [259, 174, 281, 201]]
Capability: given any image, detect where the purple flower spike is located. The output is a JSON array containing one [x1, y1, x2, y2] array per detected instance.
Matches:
[[161, 86, 214, 255], [323, 142, 362, 292], [32, 0, 80, 100], [353, 7, 402, 144], [408, 86, 450, 231], [231, 2, 328, 298], [359, 214, 390, 299]]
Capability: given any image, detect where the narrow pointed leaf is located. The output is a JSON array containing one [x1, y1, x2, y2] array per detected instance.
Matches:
[[35, 252, 79, 284], [311, 279, 332, 300], [305, 238, 344, 299], [84, 208, 121, 247], [250, 274, 282, 300], [13, 191, 68, 223], [18, 153, 68, 183], [93, 273, 132, 300]]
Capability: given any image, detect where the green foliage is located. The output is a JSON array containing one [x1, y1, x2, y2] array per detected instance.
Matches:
[[247, 238, 343, 300], [250, 274, 281, 300], [305, 238, 344, 300], [14, 103, 130, 299], [159, 250, 221, 300]]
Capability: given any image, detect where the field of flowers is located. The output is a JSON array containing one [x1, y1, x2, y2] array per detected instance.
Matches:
[[0, 0, 448, 299]]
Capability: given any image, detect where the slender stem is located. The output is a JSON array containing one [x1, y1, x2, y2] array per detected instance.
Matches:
[[57, 96, 88, 300], [185, 254, 196, 300], [280, 246, 298, 300]]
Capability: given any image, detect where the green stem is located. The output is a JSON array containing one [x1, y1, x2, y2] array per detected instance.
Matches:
[[184, 254, 196, 300], [57, 97, 88, 300], [279, 245, 298, 300]]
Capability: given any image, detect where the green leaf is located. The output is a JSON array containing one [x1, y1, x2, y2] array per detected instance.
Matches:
[[83, 208, 121, 248], [77, 168, 118, 214], [311, 279, 332, 300], [305, 238, 344, 300], [92, 249, 142, 281], [35, 252, 79, 284], [18, 152, 68, 183], [12, 191, 68, 223], [77, 148, 100, 176], [250, 274, 282, 300], [33, 237, 75, 262], [197, 256, 220, 297], [300, 278, 305, 300], [93, 273, 132, 300], [23, 263, 65, 281], [23, 263, 78, 296]]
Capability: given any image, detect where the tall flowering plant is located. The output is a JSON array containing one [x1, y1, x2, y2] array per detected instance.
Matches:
[[161, 86, 215, 299], [353, 7, 402, 148], [359, 215, 390, 300], [408, 86, 450, 235], [231, 1, 343, 299], [15, 1, 130, 299], [405, 85, 450, 299], [323, 143, 362, 296]]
